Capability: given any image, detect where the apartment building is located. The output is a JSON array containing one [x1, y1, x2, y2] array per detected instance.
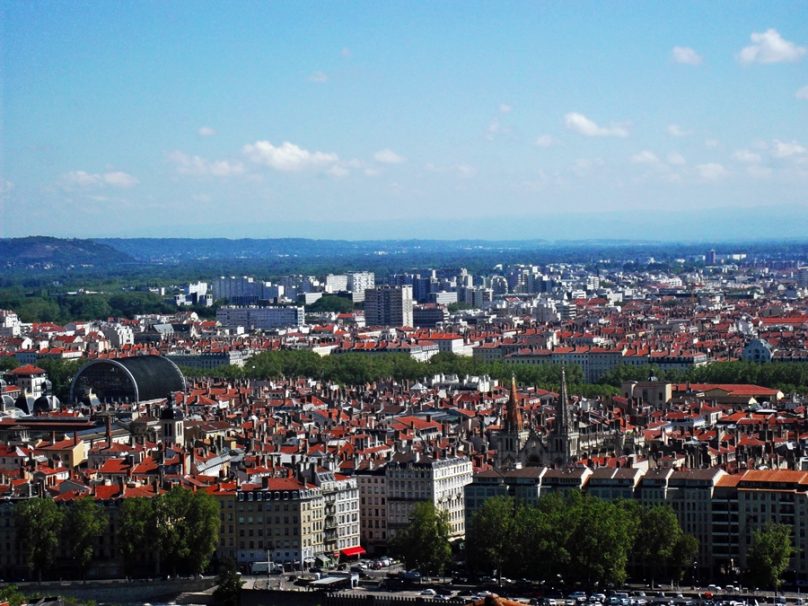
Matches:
[[384, 453, 472, 541], [235, 477, 324, 566]]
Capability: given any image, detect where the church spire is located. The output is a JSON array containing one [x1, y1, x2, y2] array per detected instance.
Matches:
[[505, 374, 523, 432], [556, 366, 571, 437]]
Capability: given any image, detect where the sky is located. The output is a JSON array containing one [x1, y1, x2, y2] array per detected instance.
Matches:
[[2, 1, 807, 241]]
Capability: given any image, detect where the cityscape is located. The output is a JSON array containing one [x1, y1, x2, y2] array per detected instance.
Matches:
[[2, 2, 808, 606]]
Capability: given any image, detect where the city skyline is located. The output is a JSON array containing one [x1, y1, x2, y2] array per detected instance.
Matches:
[[2, 2, 807, 239]]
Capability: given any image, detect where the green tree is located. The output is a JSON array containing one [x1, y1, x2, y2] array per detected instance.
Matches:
[[0, 355, 20, 371], [118, 489, 221, 577], [161, 487, 221, 575], [466, 496, 518, 580], [567, 495, 637, 589], [15, 498, 65, 580], [62, 497, 108, 575], [633, 505, 683, 586], [391, 502, 452, 575], [213, 559, 244, 606], [670, 533, 699, 582], [0, 584, 27, 606], [747, 523, 796, 589], [118, 497, 157, 575], [307, 294, 354, 313]]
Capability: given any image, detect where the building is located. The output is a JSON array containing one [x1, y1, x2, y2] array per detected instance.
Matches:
[[235, 478, 325, 567], [384, 453, 472, 541], [347, 272, 375, 303], [356, 465, 388, 554], [364, 286, 413, 328], [69, 355, 186, 406], [216, 305, 305, 331]]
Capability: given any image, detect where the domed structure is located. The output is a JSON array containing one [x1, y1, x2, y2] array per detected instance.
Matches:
[[69, 355, 186, 406]]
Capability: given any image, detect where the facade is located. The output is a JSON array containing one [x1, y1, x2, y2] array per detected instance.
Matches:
[[347, 272, 375, 303], [364, 286, 413, 327], [235, 478, 325, 566], [356, 466, 388, 554], [384, 453, 472, 541], [216, 305, 305, 331]]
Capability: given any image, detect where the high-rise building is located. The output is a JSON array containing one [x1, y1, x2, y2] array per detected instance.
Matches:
[[364, 285, 413, 327], [347, 271, 375, 303]]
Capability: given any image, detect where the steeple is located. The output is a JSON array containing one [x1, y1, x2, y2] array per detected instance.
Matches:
[[556, 366, 571, 437], [505, 374, 523, 432]]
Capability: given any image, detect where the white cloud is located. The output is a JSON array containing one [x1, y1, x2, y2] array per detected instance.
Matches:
[[327, 165, 349, 178], [771, 139, 807, 158], [746, 165, 773, 178], [739, 29, 806, 64], [564, 112, 628, 138], [308, 71, 329, 83], [486, 118, 511, 139], [168, 150, 245, 177], [733, 149, 762, 164], [667, 124, 690, 137], [425, 162, 476, 177], [340, 47, 352, 58], [672, 46, 703, 65], [704, 139, 720, 149], [61, 170, 139, 189], [667, 152, 686, 165], [243, 140, 339, 172], [797, 85, 808, 100], [373, 149, 406, 164], [499, 103, 512, 114], [630, 150, 660, 164], [535, 134, 556, 148], [0, 178, 14, 196], [696, 163, 729, 180], [198, 126, 216, 137]]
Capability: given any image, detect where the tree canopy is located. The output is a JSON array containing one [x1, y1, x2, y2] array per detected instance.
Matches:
[[391, 501, 452, 575], [746, 523, 796, 589]]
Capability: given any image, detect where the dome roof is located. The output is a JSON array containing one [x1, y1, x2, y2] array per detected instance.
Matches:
[[70, 355, 186, 405]]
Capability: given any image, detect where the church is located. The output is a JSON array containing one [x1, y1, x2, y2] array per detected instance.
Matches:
[[494, 368, 581, 469]]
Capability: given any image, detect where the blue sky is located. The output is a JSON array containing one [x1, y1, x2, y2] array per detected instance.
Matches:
[[2, 1, 807, 240]]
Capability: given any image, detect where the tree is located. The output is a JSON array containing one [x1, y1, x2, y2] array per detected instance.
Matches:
[[747, 523, 796, 589], [391, 502, 452, 575], [118, 489, 221, 577], [0, 584, 26, 606], [118, 497, 157, 575], [213, 559, 243, 606], [633, 505, 683, 586], [670, 533, 699, 582], [567, 496, 637, 589], [62, 497, 108, 575], [0, 355, 19, 371], [466, 496, 518, 580], [15, 498, 65, 580], [161, 487, 221, 575]]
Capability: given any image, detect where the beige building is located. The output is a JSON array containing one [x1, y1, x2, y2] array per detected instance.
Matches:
[[235, 477, 324, 566]]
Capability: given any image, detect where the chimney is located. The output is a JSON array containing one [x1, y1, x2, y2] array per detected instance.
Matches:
[[105, 415, 113, 448]]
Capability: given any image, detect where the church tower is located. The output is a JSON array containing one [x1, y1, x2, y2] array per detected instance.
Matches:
[[496, 375, 530, 469], [549, 366, 579, 467]]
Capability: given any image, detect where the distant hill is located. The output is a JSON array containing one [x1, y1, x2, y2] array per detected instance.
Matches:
[[95, 237, 553, 262], [0, 236, 135, 267]]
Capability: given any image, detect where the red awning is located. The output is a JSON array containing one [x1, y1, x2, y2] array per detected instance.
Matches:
[[340, 546, 366, 557]]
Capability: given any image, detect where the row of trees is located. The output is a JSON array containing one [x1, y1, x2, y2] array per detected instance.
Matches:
[[12, 488, 220, 580], [598, 361, 808, 394], [392, 494, 798, 590], [0, 286, 218, 323], [465, 494, 698, 589], [180, 350, 619, 398]]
